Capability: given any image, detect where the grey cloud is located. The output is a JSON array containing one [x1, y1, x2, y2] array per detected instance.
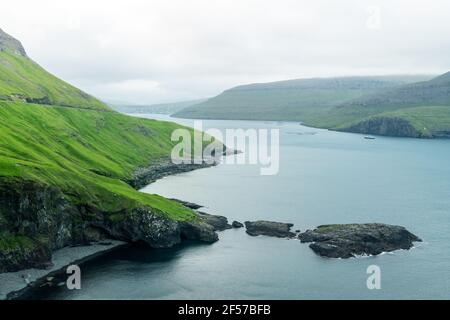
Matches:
[[2, 0, 450, 104]]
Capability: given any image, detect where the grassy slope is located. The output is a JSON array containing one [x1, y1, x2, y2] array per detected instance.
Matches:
[[0, 100, 196, 221], [0, 50, 108, 110], [0, 30, 200, 222], [173, 76, 433, 121], [308, 73, 450, 136]]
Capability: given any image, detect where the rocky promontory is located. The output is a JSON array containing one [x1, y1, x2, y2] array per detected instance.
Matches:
[[0, 180, 219, 273], [197, 212, 232, 231], [245, 221, 296, 238], [298, 223, 422, 258]]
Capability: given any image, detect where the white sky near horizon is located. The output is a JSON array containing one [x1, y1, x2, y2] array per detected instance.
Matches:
[[2, 0, 450, 104]]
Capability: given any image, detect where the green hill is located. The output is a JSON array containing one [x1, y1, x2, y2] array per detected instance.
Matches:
[[0, 28, 107, 110], [173, 75, 433, 121], [309, 73, 450, 137], [0, 29, 213, 272], [173, 74, 450, 138]]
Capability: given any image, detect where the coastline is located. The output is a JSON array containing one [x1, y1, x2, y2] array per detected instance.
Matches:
[[0, 157, 227, 300], [0, 240, 127, 300]]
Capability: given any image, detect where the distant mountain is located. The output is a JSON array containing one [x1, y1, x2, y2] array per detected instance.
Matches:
[[173, 74, 450, 138], [341, 72, 450, 109], [311, 72, 450, 138], [173, 75, 433, 121], [111, 98, 208, 114]]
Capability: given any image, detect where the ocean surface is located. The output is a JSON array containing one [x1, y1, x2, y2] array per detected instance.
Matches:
[[36, 114, 450, 299]]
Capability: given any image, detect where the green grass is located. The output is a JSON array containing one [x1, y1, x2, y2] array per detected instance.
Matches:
[[175, 88, 368, 121], [305, 74, 450, 136], [0, 34, 202, 223], [0, 100, 198, 221], [0, 49, 108, 110], [0, 233, 35, 251]]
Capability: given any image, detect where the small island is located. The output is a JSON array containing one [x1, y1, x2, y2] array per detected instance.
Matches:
[[298, 223, 422, 259]]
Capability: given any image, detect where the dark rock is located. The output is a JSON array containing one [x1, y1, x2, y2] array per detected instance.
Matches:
[[170, 198, 203, 210], [298, 223, 422, 258], [197, 212, 232, 231], [179, 220, 218, 243], [129, 160, 218, 189], [0, 28, 27, 57], [98, 241, 113, 246], [245, 221, 295, 238], [232, 221, 244, 228], [0, 180, 220, 273]]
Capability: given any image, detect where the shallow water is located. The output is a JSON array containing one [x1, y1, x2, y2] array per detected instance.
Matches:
[[36, 115, 450, 299]]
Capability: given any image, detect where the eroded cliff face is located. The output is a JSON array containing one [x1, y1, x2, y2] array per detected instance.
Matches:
[[0, 180, 217, 273], [340, 117, 425, 138]]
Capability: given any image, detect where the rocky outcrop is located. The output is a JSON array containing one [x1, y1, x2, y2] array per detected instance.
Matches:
[[197, 212, 232, 231], [0, 180, 218, 273], [180, 220, 218, 242], [245, 221, 296, 238], [169, 197, 233, 232], [341, 117, 424, 138], [129, 145, 237, 190], [298, 223, 422, 258], [129, 160, 217, 189], [169, 199, 203, 210], [0, 28, 27, 57], [232, 221, 244, 228], [0, 181, 83, 272]]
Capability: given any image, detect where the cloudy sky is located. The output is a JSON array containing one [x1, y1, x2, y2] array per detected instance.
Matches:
[[2, 0, 450, 104]]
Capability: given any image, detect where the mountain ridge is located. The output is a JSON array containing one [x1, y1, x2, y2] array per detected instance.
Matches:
[[0, 28, 27, 57], [173, 75, 435, 124]]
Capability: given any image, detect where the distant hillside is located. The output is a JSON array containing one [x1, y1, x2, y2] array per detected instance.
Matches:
[[310, 73, 450, 138], [173, 75, 433, 121], [111, 99, 208, 114]]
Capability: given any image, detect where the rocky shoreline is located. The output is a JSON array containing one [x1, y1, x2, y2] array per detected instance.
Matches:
[[129, 160, 217, 189], [0, 240, 127, 300], [0, 159, 222, 273], [0, 159, 233, 299], [0, 158, 423, 299]]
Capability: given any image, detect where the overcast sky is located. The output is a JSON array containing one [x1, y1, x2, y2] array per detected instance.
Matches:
[[3, 0, 450, 104]]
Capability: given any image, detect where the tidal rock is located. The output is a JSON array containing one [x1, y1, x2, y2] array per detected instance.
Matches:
[[197, 212, 232, 231], [298, 223, 422, 259], [232, 221, 244, 228], [245, 221, 295, 238], [179, 220, 219, 243], [169, 198, 203, 210]]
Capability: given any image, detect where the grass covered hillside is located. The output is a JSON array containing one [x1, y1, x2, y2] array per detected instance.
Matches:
[[0, 29, 214, 272], [173, 76, 432, 121], [308, 73, 450, 138], [0, 29, 107, 110], [0, 101, 196, 218]]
